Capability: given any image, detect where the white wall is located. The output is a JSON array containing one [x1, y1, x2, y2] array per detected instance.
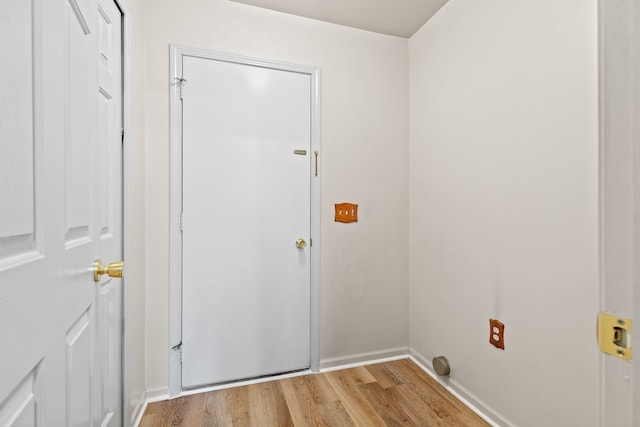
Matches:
[[142, 0, 410, 394], [408, 1, 600, 426], [122, 0, 147, 424]]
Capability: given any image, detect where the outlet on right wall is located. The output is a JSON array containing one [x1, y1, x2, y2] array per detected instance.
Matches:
[[408, 1, 599, 425]]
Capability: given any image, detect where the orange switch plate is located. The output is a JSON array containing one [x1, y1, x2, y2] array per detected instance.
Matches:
[[489, 319, 505, 350], [335, 203, 358, 223]]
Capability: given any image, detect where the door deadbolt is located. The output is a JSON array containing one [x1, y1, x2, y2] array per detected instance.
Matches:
[[296, 239, 306, 249]]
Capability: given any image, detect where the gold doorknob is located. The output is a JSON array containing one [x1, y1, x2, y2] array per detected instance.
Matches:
[[94, 260, 124, 282], [296, 238, 306, 249]]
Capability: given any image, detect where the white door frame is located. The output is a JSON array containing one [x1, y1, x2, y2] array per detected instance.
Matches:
[[598, 0, 639, 425], [168, 45, 321, 397], [110, 0, 140, 425]]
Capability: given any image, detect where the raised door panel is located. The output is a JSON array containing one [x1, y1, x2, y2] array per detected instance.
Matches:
[[65, 309, 94, 427], [98, 90, 114, 238], [0, 0, 41, 266], [64, 0, 95, 247], [97, 279, 120, 426], [96, 0, 121, 245], [0, 364, 43, 427]]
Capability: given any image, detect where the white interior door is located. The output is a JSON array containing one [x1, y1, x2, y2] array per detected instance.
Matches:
[[181, 55, 312, 388], [0, 0, 123, 425]]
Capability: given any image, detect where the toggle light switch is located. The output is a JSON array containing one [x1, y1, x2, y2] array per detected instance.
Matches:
[[335, 203, 358, 223]]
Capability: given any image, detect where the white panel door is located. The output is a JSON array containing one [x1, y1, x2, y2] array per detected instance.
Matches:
[[0, 0, 123, 425], [181, 56, 311, 388]]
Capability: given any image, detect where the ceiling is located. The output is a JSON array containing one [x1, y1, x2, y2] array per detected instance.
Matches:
[[228, 0, 450, 38]]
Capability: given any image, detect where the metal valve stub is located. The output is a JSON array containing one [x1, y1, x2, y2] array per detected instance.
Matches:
[[432, 356, 451, 376]]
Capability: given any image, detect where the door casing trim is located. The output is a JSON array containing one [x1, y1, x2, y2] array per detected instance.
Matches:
[[168, 45, 321, 397], [115, 0, 146, 425]]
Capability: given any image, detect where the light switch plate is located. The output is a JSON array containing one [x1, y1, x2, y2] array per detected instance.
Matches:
[[335, 203, 358, 223]]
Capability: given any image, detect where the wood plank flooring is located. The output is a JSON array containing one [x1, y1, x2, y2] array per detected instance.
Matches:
[[140, 358, 490, 426]]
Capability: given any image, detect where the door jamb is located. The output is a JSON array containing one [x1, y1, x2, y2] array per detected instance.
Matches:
[[598, 0, 639, 425], [113, 0, 142, 425], [168, 45, 321, 397]]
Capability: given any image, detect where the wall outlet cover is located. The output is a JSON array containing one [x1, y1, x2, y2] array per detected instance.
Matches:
[[489, 319, 505, 350]]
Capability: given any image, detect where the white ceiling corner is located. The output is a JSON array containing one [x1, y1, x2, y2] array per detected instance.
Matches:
[[228, 0, 449, 38]]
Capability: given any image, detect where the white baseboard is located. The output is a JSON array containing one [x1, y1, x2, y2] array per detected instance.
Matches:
[[409, 349, 512, 427], [319, 346, 410, 370], [130, 390, 148, 427], [132, 387, 172, 427], [144, 386, 170, 403]]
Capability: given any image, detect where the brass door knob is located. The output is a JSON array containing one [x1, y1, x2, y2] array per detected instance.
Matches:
[[296, 238, 306, 249], [94, 260, 124, 282]]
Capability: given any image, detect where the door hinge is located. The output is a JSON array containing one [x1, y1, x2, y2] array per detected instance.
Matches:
[[172, 341, 183, 363], [175, 77, 187, 100], [121, 128, 124, 145], [597, 312, 633, 360]]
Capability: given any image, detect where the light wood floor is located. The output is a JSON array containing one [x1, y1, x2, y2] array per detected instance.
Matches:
[[140, 358, 490, 426]]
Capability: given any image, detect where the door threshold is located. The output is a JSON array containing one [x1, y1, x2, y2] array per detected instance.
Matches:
[[180, 367, 312, 397]]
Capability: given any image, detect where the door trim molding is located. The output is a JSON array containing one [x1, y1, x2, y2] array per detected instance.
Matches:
[[114, 0, 146, 425], [598, 0, 639, 425], [168, 45, 321, 397]]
